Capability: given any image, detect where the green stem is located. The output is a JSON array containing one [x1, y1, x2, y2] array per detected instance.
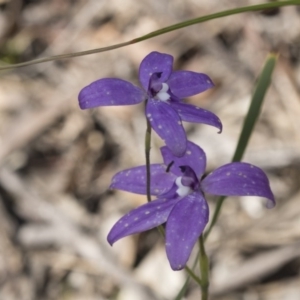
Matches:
[[145, 101, 152, 203], [204, 53, 278, 240], [0, 1, 298, 70], [185, 266, 202, 287], [199, 235, 209, 300], [204, 196, 225, 241]]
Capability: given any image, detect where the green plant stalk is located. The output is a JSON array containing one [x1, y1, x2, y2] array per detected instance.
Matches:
[[0, 1, 298, 70], [185, 266, 202, 287], [204, 53, 278, 240], [203, 196, 225, 240], [231, 54, 278, 162], [199, 235, 209, 300]]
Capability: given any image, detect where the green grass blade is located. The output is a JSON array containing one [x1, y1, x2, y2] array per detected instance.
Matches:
[[204, 52, 278, 240], [133, 1, 299, 42], [0, 2, 298, 70], [232, 53, 278, 162]]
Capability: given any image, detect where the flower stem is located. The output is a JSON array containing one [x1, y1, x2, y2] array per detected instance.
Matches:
[[199, 235, 209, 300], [185, 266, 202, 287], [145, 102, 152, 203], [204, 196, 225, 241]]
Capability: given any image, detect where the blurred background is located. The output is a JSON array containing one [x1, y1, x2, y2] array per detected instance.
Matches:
[[0, 0, 300, 299]]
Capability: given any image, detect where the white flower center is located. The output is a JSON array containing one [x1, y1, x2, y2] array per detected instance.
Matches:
[[156, 83, 170, 101], [175, 176, 192, 197]]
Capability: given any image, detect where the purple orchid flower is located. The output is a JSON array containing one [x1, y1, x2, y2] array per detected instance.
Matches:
[[79, 51, 222, 156], [107, 142, 275, 271]]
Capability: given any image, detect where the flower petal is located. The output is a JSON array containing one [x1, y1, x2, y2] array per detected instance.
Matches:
[[139, 52, 173, 91], [201, 162, 275, 208], [107, 197, 179, 245], [179, 166, 200, 190], [110, 164, 176, 196], [168, 71, 214, 98], [147, 99, 187, 157], [160, 141, 206, 178], [165, 192, 209, 270], [78, 78, 145, 109], [171, 101, 222, 133]]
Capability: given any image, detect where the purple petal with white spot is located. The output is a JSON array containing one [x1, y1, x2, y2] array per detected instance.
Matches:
[[139, 52, 173, 91], [201, 162, 275, 208], [165, 192, 209, 270], [147, 98, 187, 157], [107, 197, 180, 245], [78, 78, 145, 109], [110, 164, 176, 196], [171, 101, 222, 133], [160, 141, 206, 178], [168, 71, 214, 98]]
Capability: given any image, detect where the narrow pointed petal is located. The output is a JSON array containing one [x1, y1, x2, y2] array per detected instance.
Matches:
[[165, 192, 209, 270], [147, 99, 187, 157], [171, 101, 222, 132], [139, 52, 173, 91], [110, 164, 176, 196], [160, 141, 206, 178], [78, 78, 145, 109], [107, 197, 179, 245], [201, 162, 275, 208], [168, 71, 214, 98]]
